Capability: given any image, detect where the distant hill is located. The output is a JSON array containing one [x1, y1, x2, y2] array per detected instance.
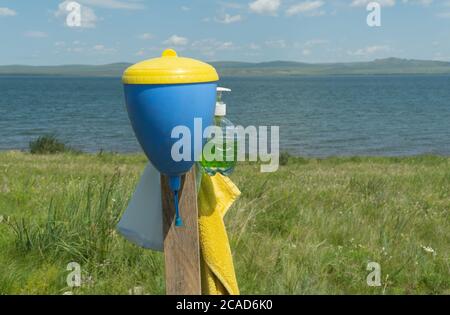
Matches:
[[0, 63, 130, 77], [213, 58, 450, 76], [1, 58, 450, 77]]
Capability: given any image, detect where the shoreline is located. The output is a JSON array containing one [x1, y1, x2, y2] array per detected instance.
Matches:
[[2, 73, 450, 79], [1, 150, 449, 161]]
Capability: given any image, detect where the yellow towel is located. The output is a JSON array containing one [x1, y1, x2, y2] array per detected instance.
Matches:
[[197, 173, 240, 295]]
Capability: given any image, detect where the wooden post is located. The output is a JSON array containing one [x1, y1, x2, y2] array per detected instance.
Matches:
[[161, 168, 201, 295]]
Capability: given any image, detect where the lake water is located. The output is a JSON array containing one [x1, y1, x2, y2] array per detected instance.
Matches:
[[0, 75, 449, 157]]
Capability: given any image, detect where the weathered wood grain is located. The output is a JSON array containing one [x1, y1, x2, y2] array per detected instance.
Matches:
[[161, 168, 201, 295]]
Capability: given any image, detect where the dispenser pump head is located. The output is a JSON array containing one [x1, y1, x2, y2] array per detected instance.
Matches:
[[215, 87, 231, 117]]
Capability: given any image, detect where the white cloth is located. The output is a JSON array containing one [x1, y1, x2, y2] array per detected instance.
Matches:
[[117, 163, 164, 251]]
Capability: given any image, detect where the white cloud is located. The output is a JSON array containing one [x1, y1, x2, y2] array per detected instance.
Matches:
[[78, 0, 145, 10], [215, 13, 242, 24], [217, 41, 235, 50], [286, 1, 324, 16], [54, 40, 116, 55], [221, 2, 244, 9], [249, 43, 261, 50], [0, 7, 16, 16], [24, 31, 48, 38], [56, 40, 85, 53], [249, 0, 281, 15], [92, 44, 116, 53], [181, 6, 190, 11], [402, 0, 433, 6], [351, 0, 435, 6], [61, 41, 85, 53], [347, 45, 391, 57], [54, 41, 66, 47], [350, 0, 395, 7], [191, 39, 236, 56], [138, 33, 153, 40], [304, 39, 329, 47], [298, 39, 328, 56], [265, 39, 287, 48], [164, 35, 189, 46], [55, 1, 98, 28]]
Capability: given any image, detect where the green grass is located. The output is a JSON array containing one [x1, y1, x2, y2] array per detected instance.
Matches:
[[0, 151, 448, 294]]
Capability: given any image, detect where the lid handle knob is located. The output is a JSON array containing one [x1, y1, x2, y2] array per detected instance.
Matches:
[[162, 49, 178, 58]]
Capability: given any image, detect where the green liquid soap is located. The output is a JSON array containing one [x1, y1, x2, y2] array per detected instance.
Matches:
[[201, 118, 237, 176], [200, 87, 237, 177]]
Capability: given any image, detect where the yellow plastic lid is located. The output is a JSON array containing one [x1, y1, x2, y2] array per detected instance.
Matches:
[[122, 49, 219, 85]]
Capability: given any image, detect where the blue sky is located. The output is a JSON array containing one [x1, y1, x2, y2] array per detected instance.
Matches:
[[1, 0, 450, 65]]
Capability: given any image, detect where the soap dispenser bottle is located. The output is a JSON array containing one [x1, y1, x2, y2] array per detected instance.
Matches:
[[200, 87, 237, 176]]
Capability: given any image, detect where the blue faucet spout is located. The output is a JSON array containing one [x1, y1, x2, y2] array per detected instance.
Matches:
[[169, 176, 183, 227]]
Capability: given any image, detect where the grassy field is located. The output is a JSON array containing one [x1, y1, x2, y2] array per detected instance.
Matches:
[[0, 151, 448, 295]]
